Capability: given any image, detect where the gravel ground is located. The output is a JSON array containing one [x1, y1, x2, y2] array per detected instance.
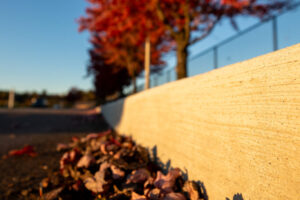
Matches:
[[0, 108, 109, 200]]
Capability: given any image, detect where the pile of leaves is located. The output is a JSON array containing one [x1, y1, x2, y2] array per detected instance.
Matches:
[[39, 130, 204, 200]]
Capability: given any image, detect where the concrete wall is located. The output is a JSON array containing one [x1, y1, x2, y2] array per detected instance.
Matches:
[[102, 44, 300, 200]]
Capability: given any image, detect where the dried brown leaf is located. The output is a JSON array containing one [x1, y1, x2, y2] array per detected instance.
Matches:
[[110, 165, 125, 179], [163, 192, 186, 200], [42, 187, 64, 200], [183, 181, 199, 200], [154, 168, 181, 193], [84, 170, 108, 193], [77, 154, 95, 168], [148, 188, 161, 199], [56, 143, 69, 151], [126, 168, 150, 184], [131, 192, 147, 200]]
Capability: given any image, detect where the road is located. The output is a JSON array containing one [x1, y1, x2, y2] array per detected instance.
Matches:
[[0, 108, 109, 200], [0, 108, 109, 154]]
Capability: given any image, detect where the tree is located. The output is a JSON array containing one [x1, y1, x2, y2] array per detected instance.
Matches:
[[87, 44, 131, 102], [66, 87, 83, 104], [79, 0, 290, 82], [78, 0, 169, 93], [153, 0, 290, 79]]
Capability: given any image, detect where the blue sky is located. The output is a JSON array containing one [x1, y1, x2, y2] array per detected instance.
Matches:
[[0, 1, 299, 94], [0, 0, 90, 94]]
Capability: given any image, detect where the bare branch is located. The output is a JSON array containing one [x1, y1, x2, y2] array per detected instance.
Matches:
[[189, 20, 218, 45]]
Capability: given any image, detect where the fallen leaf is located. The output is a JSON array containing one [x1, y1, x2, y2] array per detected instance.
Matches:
[[77, 154, 95, 168], [110, 165, 125, 179], [8, 145, 37, 157], [84, 170, 108, 193], [100, 143, 108, 154], [40, 177, 50, 188], [56, 143, 69, 151], [60, 148, 81, 170], [126, 168, 150, 184], [183, 181, 199, 200], [99, 161, 111, 171], [154, 168, 181, 193], [131, 192, 147, 200], [42, 187, 64, 200], [148, 188, 161, 199], [163, 192, 186, 200]]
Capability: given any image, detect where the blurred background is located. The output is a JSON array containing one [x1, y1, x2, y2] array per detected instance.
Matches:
[[0, 0, 299, 108]]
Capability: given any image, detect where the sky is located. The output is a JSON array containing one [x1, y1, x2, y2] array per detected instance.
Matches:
[[0, 0, 90, 94], [0, 1, 299, 94]]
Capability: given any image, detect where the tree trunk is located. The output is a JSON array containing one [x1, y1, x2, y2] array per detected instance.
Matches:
[[176, 44, 188, 79], [132, 76, 137, 94]]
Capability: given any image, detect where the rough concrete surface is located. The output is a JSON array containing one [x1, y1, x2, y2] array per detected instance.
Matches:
[[102, 44, 300, 200]]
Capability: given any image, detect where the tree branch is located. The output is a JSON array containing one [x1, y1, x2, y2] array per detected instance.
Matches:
[[183, 1, 191, 44], [156, 1, 177, 39], [189, 20, 218, 45]]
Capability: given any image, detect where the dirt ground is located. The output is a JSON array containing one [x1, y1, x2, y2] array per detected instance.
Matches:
[[0, 108, 109, 200]]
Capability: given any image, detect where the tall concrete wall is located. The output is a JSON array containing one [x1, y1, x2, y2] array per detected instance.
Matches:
[[102, 44, 300, 200]]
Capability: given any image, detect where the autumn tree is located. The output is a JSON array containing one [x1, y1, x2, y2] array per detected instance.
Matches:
[[87, 44, 131, 102], [80, 0, 290, 82], [153, 0, 291, 79], [78, 0, 169, 93]]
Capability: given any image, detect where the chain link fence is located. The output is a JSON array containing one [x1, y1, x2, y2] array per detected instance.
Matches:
[[126, 2, 300, 94]]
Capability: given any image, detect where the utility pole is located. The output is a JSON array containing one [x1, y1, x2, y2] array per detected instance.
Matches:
[[144, 37, 151, 90], [8, 89, 15, 109]]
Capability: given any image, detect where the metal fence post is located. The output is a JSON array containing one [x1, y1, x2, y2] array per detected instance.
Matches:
[[213, 47, 218, 69], [154, 76, 158, 86], [166, 70, 170, 82], [272, 16, 278, 51]]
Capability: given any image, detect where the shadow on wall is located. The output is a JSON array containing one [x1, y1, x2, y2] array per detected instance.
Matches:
[[151, 146, 244, 200], [101, 97, 125, 129]]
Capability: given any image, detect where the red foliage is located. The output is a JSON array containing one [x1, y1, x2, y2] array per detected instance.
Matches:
[[8, 145, 37, 157], [79, 0, 290, 80], [78, 0, 170, 89]]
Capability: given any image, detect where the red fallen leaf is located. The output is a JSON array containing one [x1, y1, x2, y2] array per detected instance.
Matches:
[[154, 168, 181, 193], [110, 137, 121, 147], [131, 192, 147, 200], [126, 168, 150, 184], [8, 145, 37, 157], [163, 192, 186, 200]]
